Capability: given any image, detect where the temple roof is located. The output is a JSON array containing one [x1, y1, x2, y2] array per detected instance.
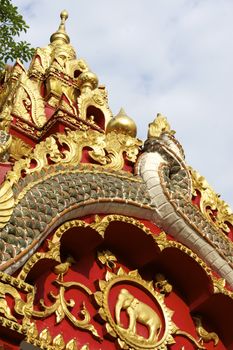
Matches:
[[0, 10, 232, 289]]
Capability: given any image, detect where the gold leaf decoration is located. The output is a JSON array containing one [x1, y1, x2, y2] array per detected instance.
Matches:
[[65, 339, 78, 350], [0, 180, 14, 229], [39, 328, 52, 346], [9, 136, 32, 161], [190, 167, 233, 234], [97, 250, 117, 269], [0, 128, 142, 229], [12, 72, 46, 127], [53, 334, 66, 350]]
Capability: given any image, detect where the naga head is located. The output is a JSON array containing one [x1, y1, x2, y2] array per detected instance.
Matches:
[[146, 113, 185, 161]]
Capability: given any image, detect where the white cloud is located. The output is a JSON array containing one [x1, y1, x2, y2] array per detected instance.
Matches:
[[13, 0, 233, 208]]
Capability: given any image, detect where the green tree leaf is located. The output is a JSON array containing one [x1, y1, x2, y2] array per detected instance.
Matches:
[[0, 0, 34, 69]]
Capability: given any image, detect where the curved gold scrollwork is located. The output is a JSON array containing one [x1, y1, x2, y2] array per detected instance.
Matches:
[[190, 167, 233, 234], [0, 180, 14, 229], [12, 72, 46, 127], [34, 280, 100, 339], [0, 129, 141, 229]]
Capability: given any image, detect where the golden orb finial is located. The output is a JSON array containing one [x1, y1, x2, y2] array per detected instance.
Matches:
[[50, 10, 70, 45], [106, 108, 137, 137], [60, 10, 68, 22]]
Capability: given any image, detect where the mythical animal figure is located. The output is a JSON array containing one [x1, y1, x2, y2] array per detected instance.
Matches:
[[137, 114, 233, 287], [115, 288, 162, 342]]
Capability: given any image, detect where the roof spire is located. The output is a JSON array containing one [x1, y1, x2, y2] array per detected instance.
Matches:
[[50, 10, 70, 45]]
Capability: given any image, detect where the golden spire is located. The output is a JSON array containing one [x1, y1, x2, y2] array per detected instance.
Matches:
[[50, 10, 70, 45]]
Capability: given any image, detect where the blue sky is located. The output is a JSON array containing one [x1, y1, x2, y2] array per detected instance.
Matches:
[[13, 0, 233, 209]]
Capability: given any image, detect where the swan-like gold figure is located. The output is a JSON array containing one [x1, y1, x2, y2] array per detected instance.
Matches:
[[193, 317, 219, 346], [53, 256, 75, 281]]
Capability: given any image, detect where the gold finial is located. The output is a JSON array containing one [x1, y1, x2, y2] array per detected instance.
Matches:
[[106, 107, 137, 137], [148, 113, 175, 138], [50, 10, 70, 45]]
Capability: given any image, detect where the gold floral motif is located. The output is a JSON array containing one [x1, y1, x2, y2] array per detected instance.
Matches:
[[100, 131, 142, 170], [39, 328, 53, 346], [26, 323, 89, 350], [9, 136, 32, 161], [0, 265, 100, 340], [211, 275, 233, 298], [36, 280, 99, 339], [189, 167, 233, 234], [97, 250, 117, 269], [18, 214, 228, 301], [89, 215, 110, 237], [10, 128, 140, 180], [52, 334, 66, 350]]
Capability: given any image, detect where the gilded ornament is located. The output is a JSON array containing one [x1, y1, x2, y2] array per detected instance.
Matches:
[[106, 108, 137, 138], [17, 239, 61, 282], [50, 10, 70, 45], [193, 317, 219, 346], [77, 71, 98, 92], [36, 280, 100, 339], [155, 273, 173, 295], [1, 128, 141, 209], [89, 215, 110, 237], [58, 93, 77, 116], [66, 339, 78, 350], [211, 275, 233, 298], [0, 180, 14, 229], [53, 256, 75, 281], [77, 86, 112, 127], [1, 269, 100, 340], [0, 82, 15, 131], [12, 72, 46, 127], [94, 267, 204, 350], [97, 250, 117, 269], [53, 334, 66, 350], [9, 136, 32, 161], [115, 288, 162, 343], [94, 267, 177, 350], [101, 131, 142, 170], [190, 166, 233, 234], [0, 282, 20, 321], [148, 113, 175, 138], [39, 328, 52, 346]]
